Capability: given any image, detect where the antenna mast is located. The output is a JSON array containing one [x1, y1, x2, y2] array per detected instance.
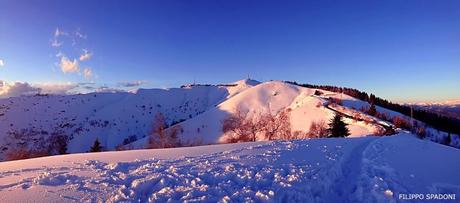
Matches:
[[410, 105, 414, 124]]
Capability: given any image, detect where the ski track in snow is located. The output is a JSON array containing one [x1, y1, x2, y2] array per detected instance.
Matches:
[[325, 137, 374, 202]]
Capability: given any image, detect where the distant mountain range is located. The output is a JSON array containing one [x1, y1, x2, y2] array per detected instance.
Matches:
[[409, 100, 460, 120]]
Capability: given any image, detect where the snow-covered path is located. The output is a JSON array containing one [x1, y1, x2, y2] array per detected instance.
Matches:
[[0, 133, 459, 202], [325, 137, 375, 202]]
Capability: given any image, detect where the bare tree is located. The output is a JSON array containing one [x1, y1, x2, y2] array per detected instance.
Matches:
[[222, 108, 253, 143], [222, 107, 292, 143], [149, 112, 167, 148], [259, 113, 279, 140], [164, 125, 182, 148], [3, 128, 68, 161], [148, 112, 182, 148], [373, 126, 386, 136], [4, 147, 43, 161], [260, 110, 292, 140], [247, 115, 263, 142], [308, 120, 328, 138], [274, 109, 292, 140], [292, 131, 304, 139], [392, 116, 412, 130], [373, 125, 395, 136]]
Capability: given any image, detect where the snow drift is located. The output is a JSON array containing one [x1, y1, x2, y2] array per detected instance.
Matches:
[[0, 133, 458, 202]]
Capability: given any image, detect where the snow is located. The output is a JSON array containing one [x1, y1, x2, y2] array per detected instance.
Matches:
[[1, 79, 458, 202], [409, 99, 460, 106], [0, 80, 257, 159], [412, 100, 460, 121], [0, 133, 459, 202], [133, 81, 384, 147], [1, 79, 458, 160]]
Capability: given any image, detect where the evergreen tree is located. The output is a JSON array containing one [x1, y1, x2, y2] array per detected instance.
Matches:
[[328, 113, 350, 137], [367, 103, 377, 116], [369, 94, 376, 105], [90, 138, 102, 152], [444, 134, 451, 146], [314, 90, 323, 96]]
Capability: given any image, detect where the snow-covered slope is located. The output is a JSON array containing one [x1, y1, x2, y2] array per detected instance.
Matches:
[[133, 81, 383, 146], [0, 79, 258, 158], [1, 79, 456, 160], [0, 133, 458, 202]]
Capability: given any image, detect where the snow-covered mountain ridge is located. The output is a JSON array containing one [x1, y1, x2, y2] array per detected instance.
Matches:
[[0, 79, 258, 157], [406, 99, 460, 118], [0, 79, 459, 202], [408, 99, 460, 107], [0, 79, 457, 160]]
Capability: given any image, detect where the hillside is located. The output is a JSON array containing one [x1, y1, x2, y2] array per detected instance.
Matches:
[[0, 133, 459, 202], [139, 81, 382, 146], [0, 79, 257, 159], [1, 79, 458, 161]]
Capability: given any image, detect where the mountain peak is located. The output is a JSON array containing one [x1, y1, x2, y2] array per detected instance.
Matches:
[[233, 78, 261, 87]]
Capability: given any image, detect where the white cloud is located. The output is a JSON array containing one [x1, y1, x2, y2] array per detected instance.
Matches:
[[51, 39, 63, 47], [118, 80, 147, 87], [0, 81, 81, 98], [35, 82, 79, 95], [51, 28, 68, 47], [75, 83, 125, 93], [0, 81, 41, 98], [83, 68, 93, 78], [54, 28, 68, 37], [59, 56, 80, 74], [0, 59, 4, 67], [56, 51, 64, 58], [75, 31, 87, 39], [79, 49, 92, 61], [95, 86, 125, 93], [0, 80, 136, 98], [51, 28, 96, 79]]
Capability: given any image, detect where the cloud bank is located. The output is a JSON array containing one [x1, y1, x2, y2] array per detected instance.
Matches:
[[0, 80, 148, 99], [0, 81, 41, 98], [118, 80, 147, 87], [0, 81, 80, 98], [35, 82, 79, 95]]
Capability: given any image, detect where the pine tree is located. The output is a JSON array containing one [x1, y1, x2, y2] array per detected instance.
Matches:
[[148, 112, 183, 148], [90, 138, 102, 152], [444, 134, 451, 146], [314, 90, 323, 96], [369, 94, 376, 105], [328, 113, 350, 137], [368, 103, 377, 116]]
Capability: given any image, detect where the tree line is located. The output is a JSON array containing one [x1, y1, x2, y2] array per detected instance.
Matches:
[[222, 107, 351, 143], [286, 81, 460, 136]]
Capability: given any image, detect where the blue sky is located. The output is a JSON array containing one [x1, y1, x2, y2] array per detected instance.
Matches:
[[0, 0, 459, 102]]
